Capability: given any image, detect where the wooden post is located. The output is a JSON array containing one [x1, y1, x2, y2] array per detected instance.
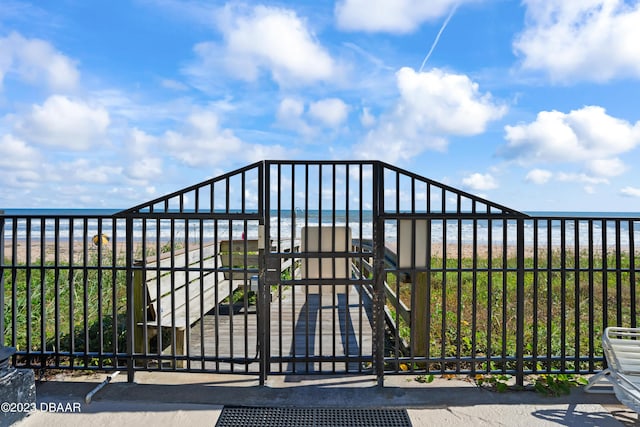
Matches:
[[132, 261, 144, 357], [412, 272, 429, 360]]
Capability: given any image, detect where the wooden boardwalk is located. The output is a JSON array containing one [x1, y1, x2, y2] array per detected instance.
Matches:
[[187, 283, 374, 374]]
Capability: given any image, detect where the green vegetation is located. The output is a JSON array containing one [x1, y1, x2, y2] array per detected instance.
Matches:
[[416, 372, 588, 396], [2, 250, 128, 367], [474, 373, 513, 392], [221, 287, 257, 306], [472, 372, 588, 395], [531, 373, 588, 396], [384, 249, 640, 373], [414, 373, 435, 384], [220, 262, 294, 306], [3, 246, 638, 375]]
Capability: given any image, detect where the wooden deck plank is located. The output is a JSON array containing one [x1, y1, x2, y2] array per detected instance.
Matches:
[[186, 283, 373, 373]]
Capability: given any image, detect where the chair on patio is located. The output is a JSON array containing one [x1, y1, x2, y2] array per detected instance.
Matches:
[[585, 327, 640, 412]]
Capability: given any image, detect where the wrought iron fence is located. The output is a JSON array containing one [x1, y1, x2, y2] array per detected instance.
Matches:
[[0, 213, 127, 371], [375, 215, 639, 381], [1, 160, 638, 386]]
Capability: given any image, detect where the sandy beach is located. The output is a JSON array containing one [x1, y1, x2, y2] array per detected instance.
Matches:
[[2, 238, 625, 266], [2, 240, 129, 264]]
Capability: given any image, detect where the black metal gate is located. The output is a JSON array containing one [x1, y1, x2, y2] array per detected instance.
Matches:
[[118, 160, 533, 384], [120, 161, 384, 382], [120, 163, 266, 381], [262, 162, 377, 378]]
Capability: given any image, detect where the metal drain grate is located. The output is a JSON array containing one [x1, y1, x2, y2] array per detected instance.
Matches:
[[215, 406, 412, 427]]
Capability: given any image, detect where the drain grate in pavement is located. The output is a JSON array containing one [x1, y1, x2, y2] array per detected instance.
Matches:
[[215, 406, 412, 427]]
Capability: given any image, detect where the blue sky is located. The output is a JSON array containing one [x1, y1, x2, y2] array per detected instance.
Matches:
[[1, 0, 640, 212]]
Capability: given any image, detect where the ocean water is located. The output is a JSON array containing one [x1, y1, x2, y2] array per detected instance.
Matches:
[[1, 209, 639, 247]]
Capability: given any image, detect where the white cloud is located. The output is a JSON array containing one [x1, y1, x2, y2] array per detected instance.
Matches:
[[0, 134, 42, 170], [164, 110, 285, 167], [55, 159, 122, 184], [15, 95, 110, 150], [276, 97, 349, 134], [587, 158, 627, 177], [127, 128, 156, 157], [360, 107, 376, 127], [514, 0, 640, 82], [276, 97, 312, 135], [308, 98, 349, 127], [124, 128, 164, 181], [525, 166, 616, 188], [335, 0, 466, 33], [0, 31, 79, 91], [277, 97, 305, 121], [355, 67, 506, 162], [164, 111, 241, 167], [462, 172, 498, 191], [525, 168, 553, 184], [620, 186, 640, 197], [0, 134, 46, 190], [190, 4, 336, 87], [556, 172, 609, 185], [161, 78, 189, 91], [396, 68, 507, 135], [502, 106, 640, 175]]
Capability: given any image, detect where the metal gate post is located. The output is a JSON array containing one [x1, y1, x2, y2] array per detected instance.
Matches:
[[257, 250, 269, 386], [258, 161, 269, 385], [515, 218, 525, 386], [0, 213, 4, 346], [0, 211, 4, 347], [372, 162, 386, 386], [125, 216, 136, 383]]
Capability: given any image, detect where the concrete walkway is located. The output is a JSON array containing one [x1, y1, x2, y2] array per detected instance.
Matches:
[[13, 372, 638, 427]]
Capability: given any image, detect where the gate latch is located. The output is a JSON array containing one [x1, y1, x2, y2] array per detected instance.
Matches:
[[263, 256, 280, 286]]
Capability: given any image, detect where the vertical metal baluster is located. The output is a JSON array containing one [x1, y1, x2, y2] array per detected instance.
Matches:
[[629, 221, 636, 328], [69, 218, 76, 368], [372, 161, 385, 385], [532, 218, 539, 372], [560, 220, 567, 371], [199, 217, 205, 370], [97, 218, 104, 368], [602, 220, 608, 330], [317, 164, 323, 372], [456, 195, 462, 373], [615, 220, 622, 325], [574, 219, 580, 372], [516, 218, 525, 386], [277, 165, 283, 373], [83, 217, 89, 368], [26, 218, 32, 365], [470, 211, 478, 375], [290, 164, 297, 374], [587, 219, 595, 371], [304, 164, 310, 372], [344, 164, 351, 372], [546, 219, 552, 371], [0, 213, 5, 349], [486, 216, 493, 373], [39, 217, 46, 368]]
